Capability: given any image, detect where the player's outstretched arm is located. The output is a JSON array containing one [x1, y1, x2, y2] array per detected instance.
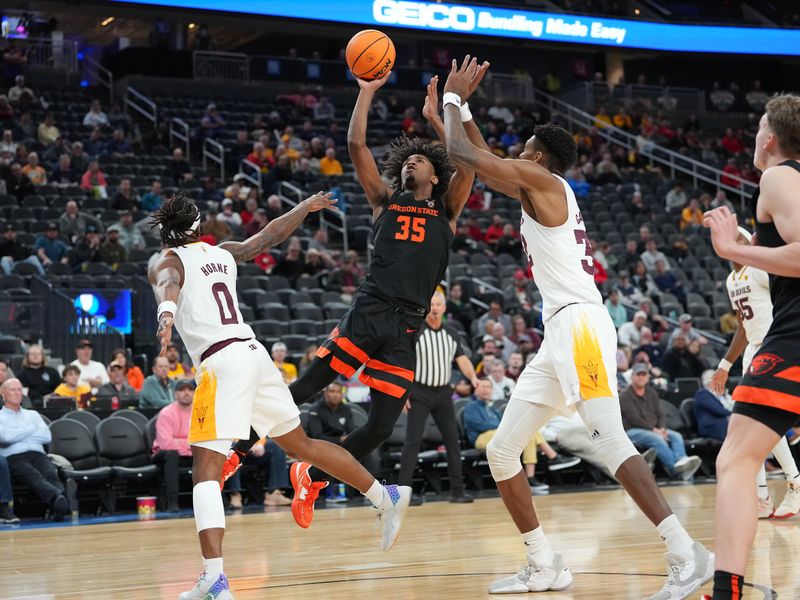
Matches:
[[347, 76, 393, 210], [710, 321, 747, 395], [705, 168, 800, 276], [148, 254, 183, 355], [219, 192, 336, 264]]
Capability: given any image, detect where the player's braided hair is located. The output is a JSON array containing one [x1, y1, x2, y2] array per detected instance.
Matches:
[[149, 192, 201, 247], [532, 124, 578, 176], [382, 136, 454, 201]]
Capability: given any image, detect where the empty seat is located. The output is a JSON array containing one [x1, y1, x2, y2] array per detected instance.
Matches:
[[95, 417, 159, 481], [62, 410, 102, 430], [112, 409, 148, 431]]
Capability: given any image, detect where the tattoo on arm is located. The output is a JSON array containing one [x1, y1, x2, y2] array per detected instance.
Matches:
[[220, 202, 310, 263], [444, 105, 479, 168]]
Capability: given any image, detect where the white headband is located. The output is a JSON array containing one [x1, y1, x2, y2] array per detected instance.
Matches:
[[166, 212, 201, 242], [737, 226, 752, 242]]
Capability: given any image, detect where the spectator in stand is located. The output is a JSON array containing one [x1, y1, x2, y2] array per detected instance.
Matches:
[[80, 160, 108, 198], [652, 259, 685, 304], [82, 100, 108, 128], [97, 360, 137, 400], [263, 154, 293, 194], [108, 210, 146, 253], [3, 161, 33, 200], [508, 314, 542, 354], [243, 207, 268, 238], [721, 127, 744, 156], [140, 180, 164, 212], [200, 208, 232, 243], [615, 269, 645, 303], [164, 343, 193, 381], [709, 81, 735, 111], [712, 189, 735, 212], [58, 200, 90, 242], [50, 365, 91, 404], [217, 198, 243, 229], [593, 105, 612, 128], [319, 147, 343, 176], [505, 269, 536, 314], [484, 215, 506, 245], [662, 333, 705, 380], [0, 378, 71, 521], [639, 240, 669, 274], [745, 80, 769, 113], [139, 356, 175, 409], [168, 148, 192, 185], [313, 96, 335, 120], [693, 370, 731, 442], [22, 151, 46, 186], [0, 448, 20, 522], [477, 299, 512, 333], [106, 129, 132, 156], [34, 222, 69, 268], [15, 112, 35, 140], [51, 154, 77, 185], [7, 75, 36, 107], [0, 224, 43, 275], [0, 130, 17, 164], [202, 103, 225, 136], [37, 113, 59, 147], [679, 197, 704, 231], [619, 240, 642, 272], [70, 338, 108, 391], [668, 313, 708, 346], [494, 224, 523, 259], [487, 358, 515, 402], [619, 364, 701, 480], [665, 181, 688, 213], [110, 178, 136, 211], [605, 288, 627, 329], [612, 107, 633, 130], [595, 152, 622, 185], [239, 196, 258, 226], [17, 345, 59, 403], [506, 352, 526, 381], [474, 337, 502, 375], [69, 141, 88, 174], [272, 235, 305, 284], [631, 261, 660, 299], [490, 323, 517, 362], [270, 342, 297, 384], [687, 339, 708, 371], [633, 327, 664, 368], [500, 125, 519, 148], [720, 157, 743, 188], [111, 349, 145, 391], [100, 228, 126, 266], [326, 255, 361, 301], [69, 224, 103, 271], [83, 127, 106, 157], [618, 311, 647, 349], [488, 100, 514, 125], [151, 379, 194, 512], [446, 283, 475, 331], [719, 308, 738, 336], [245, 142, 266, 171], [198, 177, 223, 203]]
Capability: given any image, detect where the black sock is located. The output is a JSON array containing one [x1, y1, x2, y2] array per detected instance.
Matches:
[[233, 427, 261, 454], [712, 570, 744, 600]]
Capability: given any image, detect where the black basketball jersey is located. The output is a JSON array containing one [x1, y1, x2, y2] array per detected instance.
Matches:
[[360, 190, 453, 311], [749, 159, 800, 338]]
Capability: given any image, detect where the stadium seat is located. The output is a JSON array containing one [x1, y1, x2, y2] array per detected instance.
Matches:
[[95, 418, 160, 497], [62, 410, 102, 430], [112, 409, 149, 432]]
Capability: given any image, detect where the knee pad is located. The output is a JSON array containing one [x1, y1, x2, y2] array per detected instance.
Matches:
[[585, 411, 638, 474], [487, 436, 524, 482]]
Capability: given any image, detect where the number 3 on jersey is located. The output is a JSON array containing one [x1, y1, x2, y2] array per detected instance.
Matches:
[[395, 215, 426, 243], [573, 230, 595, 276]]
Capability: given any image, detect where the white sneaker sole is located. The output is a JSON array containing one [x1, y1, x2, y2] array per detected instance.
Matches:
[[530, 568, 573, 592], [382, 486, 411, 551]]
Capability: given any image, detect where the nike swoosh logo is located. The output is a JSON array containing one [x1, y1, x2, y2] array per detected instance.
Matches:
[[406, 328, 417, 333]]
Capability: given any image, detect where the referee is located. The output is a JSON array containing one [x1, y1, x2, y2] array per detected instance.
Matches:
[[399, 291, 479, 505]]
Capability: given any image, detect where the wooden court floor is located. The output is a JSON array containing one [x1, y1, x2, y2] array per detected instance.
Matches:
[[3, 481, 799, 600]]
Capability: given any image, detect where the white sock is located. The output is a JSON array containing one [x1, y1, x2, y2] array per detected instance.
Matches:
[[203, 557, 224, 580], [522, 527, 556, 566], [363, 480, 391, 512], [756, 464, 769, 500], [772, 437, 800, 482], [656, 514, 694, 559]]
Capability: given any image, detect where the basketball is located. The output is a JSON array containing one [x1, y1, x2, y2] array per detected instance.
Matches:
[[345, 29, 395, 81]]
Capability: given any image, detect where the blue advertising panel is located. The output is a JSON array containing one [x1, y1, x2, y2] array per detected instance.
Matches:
[[110, 0, 800, 55]]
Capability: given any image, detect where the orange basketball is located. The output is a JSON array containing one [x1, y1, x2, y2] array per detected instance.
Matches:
[[345, 29, 395, 81]]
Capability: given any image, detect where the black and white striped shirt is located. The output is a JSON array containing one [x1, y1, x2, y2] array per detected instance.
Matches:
[[415, 322, 465, 388]]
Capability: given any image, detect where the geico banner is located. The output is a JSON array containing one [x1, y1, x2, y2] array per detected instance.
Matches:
[[110, 0, 800, 55]]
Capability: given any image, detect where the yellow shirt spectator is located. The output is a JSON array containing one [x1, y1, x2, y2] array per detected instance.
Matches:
[[22, 163, 47, 185], [319, 150, 344, 176], [594, 109, 612, 129], [680, 203, 704, 230], [52, 383, 91, 401], [612, 111, 632, 130]]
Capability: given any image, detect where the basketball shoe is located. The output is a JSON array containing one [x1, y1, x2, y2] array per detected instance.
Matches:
[[646, 541, 714, 599], [178, 572, 233, 600], [219, 449, 244, 491], [758, 495, 775, 519], [773, 482, 800, 519], [290, 461, 329, 528], [376, 484, 412, 551], [488, 554, 573, 593]]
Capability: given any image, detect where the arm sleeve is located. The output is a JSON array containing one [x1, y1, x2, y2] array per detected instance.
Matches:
[[0, 419, 36, 444]]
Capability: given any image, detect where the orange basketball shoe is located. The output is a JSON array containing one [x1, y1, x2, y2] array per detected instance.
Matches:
[[219, 450, 243, 491], [290, 461, 328, 528]]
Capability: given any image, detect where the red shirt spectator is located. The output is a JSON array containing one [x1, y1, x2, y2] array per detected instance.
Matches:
[[152, 398, 192, 457], [721, 129, 744, 155], [466, 218, 484, 242], [467, 188, 485, 210], [721, 159, 742, 188], [484, 216, 506, 245]]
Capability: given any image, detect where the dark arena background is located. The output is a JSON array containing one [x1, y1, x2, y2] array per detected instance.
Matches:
[[1, 0, 799, 598]]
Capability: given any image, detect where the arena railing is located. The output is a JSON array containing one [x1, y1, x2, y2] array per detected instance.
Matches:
[[13, 36, 78, 78], [278, 181, 349, 253], [561, 82, 707, 114], [238, 159, 262, 192], [203, 138, 225, 182], [193, 50, 249, 83], [532, 88, 756, 211], [125, 86, 157, 127], [481, 73, 535, 105], [169, 118, 190, 157], [81, 53, 114, 103]]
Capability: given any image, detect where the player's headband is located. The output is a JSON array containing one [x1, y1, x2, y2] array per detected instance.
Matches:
[[737, 227, 752, 242], [165, 210, 201, 242]]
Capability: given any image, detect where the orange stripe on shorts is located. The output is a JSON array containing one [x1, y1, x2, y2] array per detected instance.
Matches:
[[336, 337, 370, 364], [358, 373, 407, 398], [330, 356, 356, 378], [365, 358, 414, 381], [775, 365, 800, 384], [733, 385, 800, 414]]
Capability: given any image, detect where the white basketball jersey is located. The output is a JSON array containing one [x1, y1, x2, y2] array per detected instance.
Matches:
[[726, 265, 772, 346], [167, 242, 255, 367], [519, 174, 603, 321]]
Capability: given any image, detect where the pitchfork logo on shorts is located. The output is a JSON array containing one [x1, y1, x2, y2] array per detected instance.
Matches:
[[749, 353, 784, 376], [195, 403, 208, 430], [582, 359, 600, 388]]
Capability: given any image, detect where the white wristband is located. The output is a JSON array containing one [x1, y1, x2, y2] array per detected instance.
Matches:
[[442, 92, 462, 109], [158, 301, 177, 320], [460, 102, 473, 122], [717, 358, 732, 372]]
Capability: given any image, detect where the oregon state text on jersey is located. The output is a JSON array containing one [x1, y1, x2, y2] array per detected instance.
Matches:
[[360, 190, 453, 310], [519, 174, 603, 321], [167, 242, 255, 367]]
